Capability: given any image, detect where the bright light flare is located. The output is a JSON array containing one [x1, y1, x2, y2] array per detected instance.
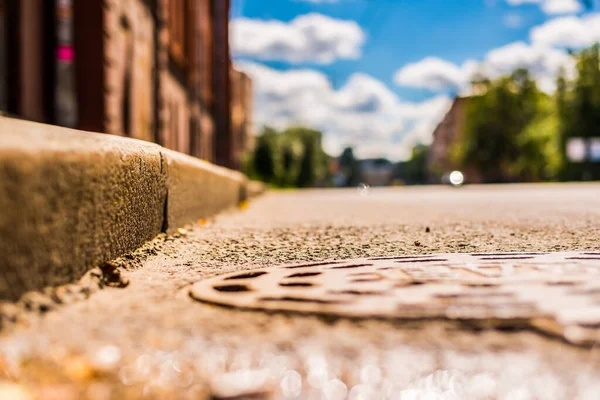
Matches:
[[449, 171, 464, 187]]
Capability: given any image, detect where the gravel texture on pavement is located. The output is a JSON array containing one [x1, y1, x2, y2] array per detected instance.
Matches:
[[1, 183, 600, 399]]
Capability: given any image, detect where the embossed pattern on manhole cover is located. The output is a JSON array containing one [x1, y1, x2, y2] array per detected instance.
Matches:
[[190, 252, 600, 345]]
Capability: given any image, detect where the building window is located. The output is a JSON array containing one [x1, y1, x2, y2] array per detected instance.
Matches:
[[168, 0, 186, 66], [120, 16, 132, 136]]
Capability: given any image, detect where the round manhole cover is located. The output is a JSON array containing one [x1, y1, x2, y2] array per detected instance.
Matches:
[[190, 252, 600, 345]]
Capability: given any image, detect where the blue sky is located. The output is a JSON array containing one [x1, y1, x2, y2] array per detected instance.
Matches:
[[230, 0, 600, 160]]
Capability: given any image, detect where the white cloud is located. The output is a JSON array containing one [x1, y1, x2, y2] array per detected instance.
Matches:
[[393, 57, 470, 91], [506, 0, 582, 15], [230, 13, 365, 64], [531, 14, 600, 48], [482, 41, 575, 91], [333, 73, 399, 114], [235, 61, 452, 160], [394, 12, 600, 94], [394, 42, 574, 93]]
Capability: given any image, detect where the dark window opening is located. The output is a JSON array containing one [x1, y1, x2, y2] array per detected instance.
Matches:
[[121, 16, 132, 136]]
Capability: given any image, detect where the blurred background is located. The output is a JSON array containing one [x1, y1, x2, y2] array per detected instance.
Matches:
[[1, 0, 600, 186]]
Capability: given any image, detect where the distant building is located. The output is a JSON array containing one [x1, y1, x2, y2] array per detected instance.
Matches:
[[359, 158, 394, 187], [0, 0, 252, 170], [427, 97, 467, 183], [230, 68, 254, 170], [427, 96, 482, 184]]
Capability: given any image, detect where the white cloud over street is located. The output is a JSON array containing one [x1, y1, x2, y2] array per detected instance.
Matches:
[[531, 14, 600, 48], [231, 13, 365, 64], [394, 57, 470, 91], [393, 10, 599, 94], [235, 61, 451, 160], [482, 41, 575, 92], [394, 41, 575, 93], [232, 10, 598, 160]]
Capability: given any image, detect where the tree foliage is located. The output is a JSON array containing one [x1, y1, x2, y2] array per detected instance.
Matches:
[[244, 126, 331, 188], [403, 144, 429, 185], [447, 43, 600, 183], [453, 68, 559, 182], [513, 96, 561, 181], [558, 44, 600, 180], [338, 147, 362, 187], [251, 127, 277, 182]]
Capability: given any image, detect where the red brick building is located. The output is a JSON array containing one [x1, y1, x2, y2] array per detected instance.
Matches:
[[0, 0, 252, 169], [427, 96, 482, 184], [230, 68, 253, 170], [428, 97, 467, 182]]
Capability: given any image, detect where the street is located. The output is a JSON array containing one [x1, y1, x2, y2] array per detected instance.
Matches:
[[3, 0, 600, 398], [1, 183, 600, 399]]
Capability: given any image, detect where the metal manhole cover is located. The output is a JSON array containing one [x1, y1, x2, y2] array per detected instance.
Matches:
[[190, 252, 600, 345]]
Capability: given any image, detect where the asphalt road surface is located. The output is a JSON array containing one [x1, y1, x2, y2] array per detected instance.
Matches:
[[1, 183, 600, 400]]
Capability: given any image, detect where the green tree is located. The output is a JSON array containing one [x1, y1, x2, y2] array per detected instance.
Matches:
[[338, 147, 361, 187], [244, 125, 331, 188], [513, 96, 561, 181], [454, 68, 546, 182], [573, 44, 600, 179], [404, 144, 429, 185], [252, 127, 277, 183], [282, 127, 329, 187], [296, 139, 316, 187], [557, 44, 600, 180], [555, 67, 571, 174], [282, 145, 294, 176]]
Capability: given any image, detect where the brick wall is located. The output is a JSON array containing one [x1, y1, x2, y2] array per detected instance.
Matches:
[[428, 97, 482, 183], [198, 0, 213, 113], [4, 0, 244, 169], [104, 0, 154, 141], [428, 97, 465, 178], [196, 0, 215, 162], [162, 72, 190, 154], [155, 0, 215, 161], [230, 68, 254, 169], [230, 68, 243, 169], [191, 104, 215, 161], [241, 71, 254, 151], [0, 1, 5, 110], [212, 0, 233, 169]]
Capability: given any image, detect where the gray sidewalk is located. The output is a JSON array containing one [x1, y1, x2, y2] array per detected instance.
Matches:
[[1, 184, 600, 399]]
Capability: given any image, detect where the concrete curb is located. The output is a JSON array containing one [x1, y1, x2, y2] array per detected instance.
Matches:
[[163, 149, 247, 231], [247, 180, 267, 199], [0, 117, 261, 300]]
